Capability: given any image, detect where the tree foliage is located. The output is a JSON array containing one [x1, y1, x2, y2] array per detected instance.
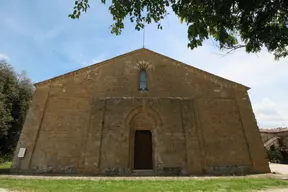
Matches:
[[0, 60, 33, 160], [69, 0, 288, 59]]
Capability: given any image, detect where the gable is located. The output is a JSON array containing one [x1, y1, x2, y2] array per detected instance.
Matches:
[[147, 49, 249, 90], [34, 48, 249, 91]]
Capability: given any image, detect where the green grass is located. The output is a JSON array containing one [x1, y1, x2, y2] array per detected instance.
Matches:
[[0, 178, 287, 192], [0, 161, 11, 169]]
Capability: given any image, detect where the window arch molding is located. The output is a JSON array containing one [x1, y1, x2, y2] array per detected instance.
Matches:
[[135, 60, 151, 91]]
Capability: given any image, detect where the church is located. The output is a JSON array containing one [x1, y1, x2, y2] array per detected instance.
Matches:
[[12, 48, 270, 175]]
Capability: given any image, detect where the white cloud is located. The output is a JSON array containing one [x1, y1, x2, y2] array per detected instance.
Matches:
[[163, 43, 288, 89], [1, 0, 287, 128], [181, 48, 288, 128], [182, 48, 288, 128], [91, 54, 108, 64], [0, 53, 9, 61], [148, 22, 288, 129], [253, 98, 288, 128], [214, 50, 288, 89], [78, 54, 108, 67]]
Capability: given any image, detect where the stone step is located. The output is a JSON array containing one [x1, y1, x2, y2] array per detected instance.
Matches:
[[131, 169, 155, 176]]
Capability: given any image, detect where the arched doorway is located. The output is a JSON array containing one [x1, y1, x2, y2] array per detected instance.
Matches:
[[125, 106, 163, 172], [134, 130, 153, 169]]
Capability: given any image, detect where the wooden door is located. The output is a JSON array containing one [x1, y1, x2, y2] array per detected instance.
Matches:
[[134, 130, 153, 169]]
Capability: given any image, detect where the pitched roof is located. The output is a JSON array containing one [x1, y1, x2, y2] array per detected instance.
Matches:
[[34, 48, 249, 90], [260, 128, 288, 133]]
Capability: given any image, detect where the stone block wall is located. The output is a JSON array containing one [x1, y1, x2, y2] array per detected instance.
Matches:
[[29, 97, 91, 173], [12, 86, 50, 172], [196, 98, 252, 174], [13, 97, 268, 175], [12, 48, 270, 175], [234, 90, 270, 173]]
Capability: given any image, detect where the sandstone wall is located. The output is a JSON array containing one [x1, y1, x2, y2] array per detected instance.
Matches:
[[31, 49, 238, 99], [196, 98, 252, 174], [12, 49, 270, 175], [12, 86, 50, 171], [29, 96, 91, 173]]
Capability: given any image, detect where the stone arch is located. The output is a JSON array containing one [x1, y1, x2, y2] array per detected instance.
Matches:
[[125, 106, 162, 130], [125, 106, 162, 170]]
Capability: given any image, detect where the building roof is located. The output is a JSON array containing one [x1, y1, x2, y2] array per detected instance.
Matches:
[[34, 48, 250, 90], [260, 128, 288, 133]]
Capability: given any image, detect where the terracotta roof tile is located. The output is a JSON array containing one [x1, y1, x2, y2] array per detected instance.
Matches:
[[260, 127, 288, 133]]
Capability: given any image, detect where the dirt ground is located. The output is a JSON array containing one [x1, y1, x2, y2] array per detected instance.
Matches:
[[269, 163, 288, 174], [259, 189, 288, 192]]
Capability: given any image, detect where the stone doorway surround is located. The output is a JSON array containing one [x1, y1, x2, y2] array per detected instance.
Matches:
[[125, 106, 163, 175]]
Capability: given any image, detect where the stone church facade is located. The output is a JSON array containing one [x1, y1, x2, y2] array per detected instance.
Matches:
[[12, 48, 270, 175]]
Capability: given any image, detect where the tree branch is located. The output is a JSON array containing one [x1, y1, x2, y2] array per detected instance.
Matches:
[[222, 44, 246, 55], [210, 39, 246, 57]]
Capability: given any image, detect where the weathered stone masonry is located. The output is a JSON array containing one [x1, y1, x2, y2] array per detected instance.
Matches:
[[12, 48, 270, 175]]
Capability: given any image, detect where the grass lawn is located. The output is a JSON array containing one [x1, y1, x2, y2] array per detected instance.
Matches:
[[0, 178, 288, 192], [0, 161, 11, 169]]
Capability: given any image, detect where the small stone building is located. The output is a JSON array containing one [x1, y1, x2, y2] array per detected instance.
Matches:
[[12, 48, 270, 175], [260, 128, 288, 163], [260, 128, 288, 149]]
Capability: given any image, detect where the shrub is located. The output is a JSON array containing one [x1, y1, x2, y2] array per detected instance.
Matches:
[[267, 147, 283, 163]]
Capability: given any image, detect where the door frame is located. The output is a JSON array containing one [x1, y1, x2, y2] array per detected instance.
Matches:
[[133, 130, 153, 170], [129, 125, 156, 171], [125, 106, 163, 172]]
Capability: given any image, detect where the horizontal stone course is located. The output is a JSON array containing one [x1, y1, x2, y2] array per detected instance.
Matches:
[[12, 49, 270, 175]]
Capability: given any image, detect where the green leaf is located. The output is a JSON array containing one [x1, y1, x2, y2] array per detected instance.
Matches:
[[69, 0, 288, 59]]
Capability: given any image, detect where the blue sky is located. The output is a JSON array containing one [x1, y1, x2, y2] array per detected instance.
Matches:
[[0, 0, 288, 128]]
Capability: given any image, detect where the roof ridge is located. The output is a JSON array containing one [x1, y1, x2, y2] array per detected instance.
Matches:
[[34, 48, 145, 86], [34, 47, 249, 90], [143, 49, 249, 90], [260, 127, 288, 133]]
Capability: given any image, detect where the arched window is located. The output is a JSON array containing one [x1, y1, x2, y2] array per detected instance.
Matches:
[[139, 70, 147, 90]]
